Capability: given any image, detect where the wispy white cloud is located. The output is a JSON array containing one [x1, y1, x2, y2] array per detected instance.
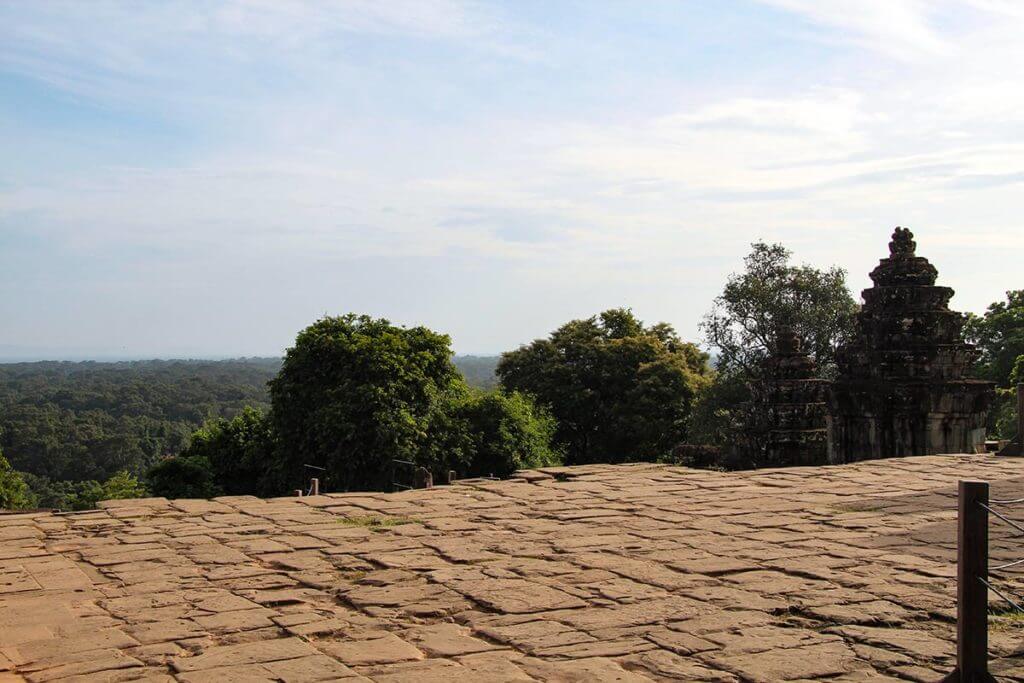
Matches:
[[2, 1, 1024, 355], [0, 0, 532, 107], [756, 0, 951, 59]]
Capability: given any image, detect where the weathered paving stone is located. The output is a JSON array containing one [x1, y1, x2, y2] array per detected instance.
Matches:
[[828, 625, 952, 662], [191, 607, 276, 633], [21, 652, 145, 682], [644, 626, 718, 655], [176, 654, 362, 682], [700, 640, 862, 682], [621, 649, 738, 682], [317, 633, 424, 666], [516, 655, 655, 681], [446, 578, 587, 613], [124, 619, 205, 644], [1, 454, 1022, 681], [456, 651, 535, 680], [171, 637, 317, 672], [801, 599, 911, 625], [357, 658, 464, 682], [403, 623, 502, 656]]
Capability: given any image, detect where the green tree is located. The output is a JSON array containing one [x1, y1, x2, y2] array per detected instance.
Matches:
[[693, 243, 857, 456], [0, 358, 278, 485], [269, 315, 465, 492], [0, 447, 31, 510], [147, 407, 274, 498], [147, 455, 217, 499], [97, 470, 148, 500], [184, 407, 273, 495], [27, 470, 148, 511], [966, 290, 1024, 387], [701, 242, 857, 378], [20, 473, 76, 510], [965, 291, 1024, 439], [426, 391, 562, 478], [70, 471, 147, 510], [498, 309, 711, 465]]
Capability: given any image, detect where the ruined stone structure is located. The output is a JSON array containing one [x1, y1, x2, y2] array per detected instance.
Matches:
[[828, 227, 994, 463], [759, 328, 829, 467]]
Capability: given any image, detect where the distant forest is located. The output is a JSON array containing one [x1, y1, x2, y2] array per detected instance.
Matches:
[[0, 355, 498, 487], [2, 244, 1019, 512]]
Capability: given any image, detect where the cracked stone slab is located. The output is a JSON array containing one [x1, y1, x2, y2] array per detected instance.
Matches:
[[0, 454, 1021, 681]]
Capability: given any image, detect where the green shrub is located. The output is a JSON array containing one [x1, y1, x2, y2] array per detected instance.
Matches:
[[147, 455, 217, 499], [0, 449, 31, 510]]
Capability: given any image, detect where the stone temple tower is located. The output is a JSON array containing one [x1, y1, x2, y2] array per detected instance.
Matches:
[[759, 328, 829, 467], [828, 227, 994, 463]]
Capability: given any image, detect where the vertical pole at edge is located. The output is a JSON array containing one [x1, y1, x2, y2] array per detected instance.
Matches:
[[957, 480, 989, 682]]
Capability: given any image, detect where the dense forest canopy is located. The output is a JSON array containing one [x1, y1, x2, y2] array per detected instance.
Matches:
[[146, 318, 552, 498], [1, 260, 1020, 511], [0, 358, 280, 482], [0, 355, 499, 492], [498, 309, 712, 465]]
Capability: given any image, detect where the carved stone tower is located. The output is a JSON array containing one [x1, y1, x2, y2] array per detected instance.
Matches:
[[828, 227, 994, 462], [760, 328, 829, 467]]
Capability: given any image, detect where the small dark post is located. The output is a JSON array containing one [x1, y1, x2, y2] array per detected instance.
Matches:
[[413, 467, 433, 489], [447, 470, 456, 485], [310, 478, 320, 496], [953, 480, 990, 682]]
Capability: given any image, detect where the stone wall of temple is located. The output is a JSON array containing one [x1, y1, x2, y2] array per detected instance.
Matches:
[[758, 328, 829, 467], [828, 227, 994, 463]]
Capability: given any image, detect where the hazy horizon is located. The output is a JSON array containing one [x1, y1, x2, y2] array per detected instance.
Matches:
[[0, 347, 503, 363], [3, 1, 1023, 359]]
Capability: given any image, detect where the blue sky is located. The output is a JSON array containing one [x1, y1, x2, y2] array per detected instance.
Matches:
[[2, 1, 1023, 359]]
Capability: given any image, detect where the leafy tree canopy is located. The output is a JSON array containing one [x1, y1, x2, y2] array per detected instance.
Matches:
[[147, 407, 274, 498], [268, 314, 466, 492], [691, 242, 857, 456], [964, 290, 1024, 439], [0, 447, 31, 510], [701, 242, 857, 378], [20, 470, 146, 511], [425, 390, 563, 479], [0, 359, 278, 483], [497, 308, 711, 465], [966, 290, 1024, 387]]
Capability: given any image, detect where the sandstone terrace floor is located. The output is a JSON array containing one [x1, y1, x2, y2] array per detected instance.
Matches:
[[1, 455, 1023, 682]]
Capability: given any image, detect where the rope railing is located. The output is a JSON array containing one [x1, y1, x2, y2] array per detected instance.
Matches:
[[389, 459, 437, 491], [979, 577, 1024, 613], [990, 557, 1024, 572], [303, 464, 325, 496], [944, 479, 1024, 683], [390, 459, 416, 491], [978, 502, 1024, 536], [981, 492, 1024, 616]]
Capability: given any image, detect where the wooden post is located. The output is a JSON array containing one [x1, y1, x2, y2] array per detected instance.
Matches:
[[447, 470, 456, 485], [293, 489, 303, 497], [951, 480, 990, 682], [310, 478, 320, 496]]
